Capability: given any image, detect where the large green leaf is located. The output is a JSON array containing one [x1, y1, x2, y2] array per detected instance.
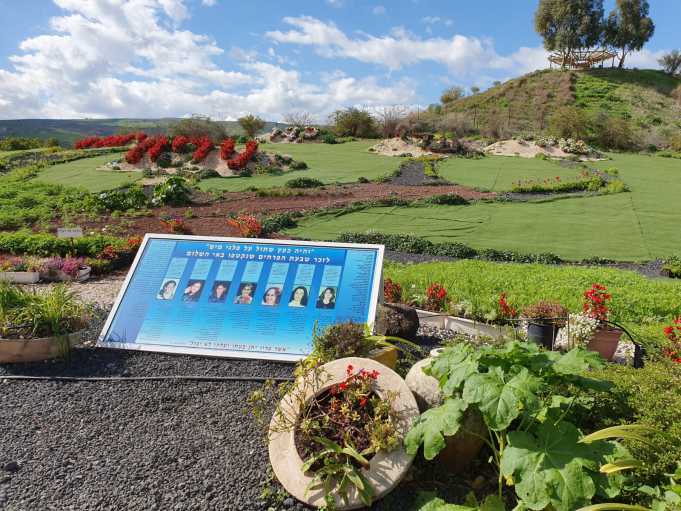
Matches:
[[414, 492, 506, 511], [500, 421, 618, 511], [462, 367, 541, 431], [425, 343, 480, 396], [405, 398, 468, 460]]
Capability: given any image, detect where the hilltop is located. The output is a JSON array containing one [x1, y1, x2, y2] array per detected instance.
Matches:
[[444, 68, 681, 145]]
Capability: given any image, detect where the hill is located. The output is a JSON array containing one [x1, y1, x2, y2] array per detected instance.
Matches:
[[444, 68, 681, 146], [0, 118, 286, 146]]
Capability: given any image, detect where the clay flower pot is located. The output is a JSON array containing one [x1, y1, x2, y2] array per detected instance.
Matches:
[[405, 357, 486, 473], [0, 330, 85, 364], [268, 357, 419, 510], [587, 327, 622, 361]]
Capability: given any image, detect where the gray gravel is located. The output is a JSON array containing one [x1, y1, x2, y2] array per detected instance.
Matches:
[[0, 321, 458, 511]]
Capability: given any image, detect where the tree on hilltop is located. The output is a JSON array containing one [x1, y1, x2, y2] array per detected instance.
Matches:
[[659, 50, 681, 76], [535, 0, 605, 69], [440, 86, 465, 104], [604, 0, 655, 69], [238, 114, 266, 139]]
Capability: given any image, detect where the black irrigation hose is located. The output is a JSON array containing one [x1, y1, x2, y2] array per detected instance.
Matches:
[[0, 375, 294, 383]]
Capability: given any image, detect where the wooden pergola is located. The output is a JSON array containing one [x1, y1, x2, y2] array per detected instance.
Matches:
[[548, 49, 617, 70]]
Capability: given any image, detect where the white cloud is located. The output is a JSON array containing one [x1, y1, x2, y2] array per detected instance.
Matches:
[[266, 16, 509, 74], [421, 16, 453, 27], [326, 0, 344, 7], [626, 48, 665, 69], [372, 5, 386, 15], [201, 0, 217, 5], [0, 1, 414, 121]]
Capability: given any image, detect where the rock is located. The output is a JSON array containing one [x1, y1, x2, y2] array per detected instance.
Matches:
[[283, 497, 295, 508], [374, 303, 420, 341], [405, 358, 442, 411], [3, 461, 20, 473]]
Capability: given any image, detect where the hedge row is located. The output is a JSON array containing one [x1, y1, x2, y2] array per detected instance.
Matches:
[[0, 231, 124, 258], [338, 231, 571, 264]]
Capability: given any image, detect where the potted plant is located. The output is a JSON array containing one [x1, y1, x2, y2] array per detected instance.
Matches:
[[0, 282, 90, 363], [582, 283, 621, 360], [41, 256, 91, 283], [0, 255, 42, 284], [267, 357, 419, 509], [310, 321, 419, 371], [521, 300, 568, 349]]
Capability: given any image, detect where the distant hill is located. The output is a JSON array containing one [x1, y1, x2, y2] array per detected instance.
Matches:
[[0, 118, 287, 146], [444, 68, 681, 145]]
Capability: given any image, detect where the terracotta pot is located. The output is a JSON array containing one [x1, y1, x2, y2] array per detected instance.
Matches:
[[587, 327, 622, 360], [268, 357, 419, 510], [0, 330, 84, 364]]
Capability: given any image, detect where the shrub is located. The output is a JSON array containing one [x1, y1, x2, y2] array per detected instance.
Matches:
[[668, 133, 681, 153], [422, 193, 470, 206], [662, 256, 681, 278], [227, 214, 262, 238], [383, 278, 403, 303], [288, 160, 308, 170], [0, 231, 122, 258], [169, 116, 227, 142], [592, 113, 636, 151], [321, 133, 337, 144], [285, 177, 323, 189], [237, 114, 265, 138], [549, 106, 590, 140], [521, 300, 568, 325], [311, 321, 372, 361], [261, 212, 299, 235], [152, 176, 191, 206], [329, 107, 378, 138], [155, 151, 172, 168], [588, 361, 681, 487], [96, 185, 148, 212]]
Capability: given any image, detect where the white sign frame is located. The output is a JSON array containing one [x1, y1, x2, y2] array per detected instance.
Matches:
[[98, 233, 385, 362]]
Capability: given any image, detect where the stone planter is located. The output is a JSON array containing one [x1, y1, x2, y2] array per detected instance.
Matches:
[[0, 271, 40, 284], [268, 357, 419, 510], [0, 330, 84, 364], [41, 265, 91, 283], [587, 327, 622, 361], [416, 309, 445, 329], [416, 310, 513, 341], [405, 357, 486, 473], [369, 346, 398, 370]]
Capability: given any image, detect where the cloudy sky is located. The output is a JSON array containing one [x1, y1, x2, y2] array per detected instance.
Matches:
[[0, 0, 677, 121]]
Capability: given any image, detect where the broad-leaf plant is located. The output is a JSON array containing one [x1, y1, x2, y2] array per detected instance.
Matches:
[[406, 341, 644, 511]]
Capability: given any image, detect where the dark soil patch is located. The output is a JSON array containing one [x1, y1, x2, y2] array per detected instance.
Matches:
[[389, 159, 450, 186], [55, 182, 495, 238]]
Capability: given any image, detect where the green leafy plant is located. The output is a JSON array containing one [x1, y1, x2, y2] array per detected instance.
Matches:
[[151, 176, 191, 206], [405, 341, 640, 511], [285, 177, 324, 189]]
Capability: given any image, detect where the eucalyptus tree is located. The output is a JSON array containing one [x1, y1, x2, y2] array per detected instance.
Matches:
[[604, 0, 655, 68]]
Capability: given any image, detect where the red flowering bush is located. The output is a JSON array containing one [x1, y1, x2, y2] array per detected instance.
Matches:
[[147, 136, 169, 162], [424, 282, 447, 311], [135, 132, 147, 142], [191, 136, 214, 163], [171, 135, 190, 153], [383, 278, 403, 303], [583, 283, 611, 323], [98, 245, 119, 261], [227, 214, 262, 238], [219, 138, 236, 160], [75, 133, 142, 149], [227, 140, 258, 171], [663, 317, 681, 364], [125, 137, 156, 164], [498, 292, 518, 320], [126, 236, 143, 254]]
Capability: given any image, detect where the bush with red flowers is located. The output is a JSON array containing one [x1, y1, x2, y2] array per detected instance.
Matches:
[[124, 137, 156, 164], [227, 214, 262, 238], [383, 278, 403, 303], [423, 282, 447, 311], [160, 215, 191, 234], [171, 135, 190, 153], [74, 133, 144, 149], [583, 283, 611, 323], [219, 138, 236, 160], [227, 140, 258, 171], [191, 136, 214, 163], [663, 317, 681, 363], [147, 136, 169, 162]]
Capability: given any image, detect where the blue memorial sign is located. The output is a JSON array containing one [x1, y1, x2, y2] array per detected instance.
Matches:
[[98, 234, 385, 362]]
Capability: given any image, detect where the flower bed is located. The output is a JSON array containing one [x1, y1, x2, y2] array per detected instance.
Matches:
[[74, 132, 145, 150]]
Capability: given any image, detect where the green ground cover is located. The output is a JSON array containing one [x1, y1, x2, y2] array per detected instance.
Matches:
[[287, 153, 681, 261], [437, 155, 582, 191], [384, 259, 681, 351], [31, 152, 139, 192], [198, 141, 400, 192]]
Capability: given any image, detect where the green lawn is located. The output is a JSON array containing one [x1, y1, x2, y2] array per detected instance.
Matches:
[[199, 141, 400, 192], [287, 153, 681, 261], [31, 152, 141, 192], [438, 155, 582, 191]]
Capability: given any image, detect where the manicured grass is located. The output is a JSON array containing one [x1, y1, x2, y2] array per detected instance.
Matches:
[[438, 155, 581, 191], [198, 141, 400, 192], [31, 152, 140, 192], [384, 259, 681, 351], [287, 153, 681, 261]]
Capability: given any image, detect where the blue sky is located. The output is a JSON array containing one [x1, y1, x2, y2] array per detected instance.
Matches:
[[0, 0, 677, 120]]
